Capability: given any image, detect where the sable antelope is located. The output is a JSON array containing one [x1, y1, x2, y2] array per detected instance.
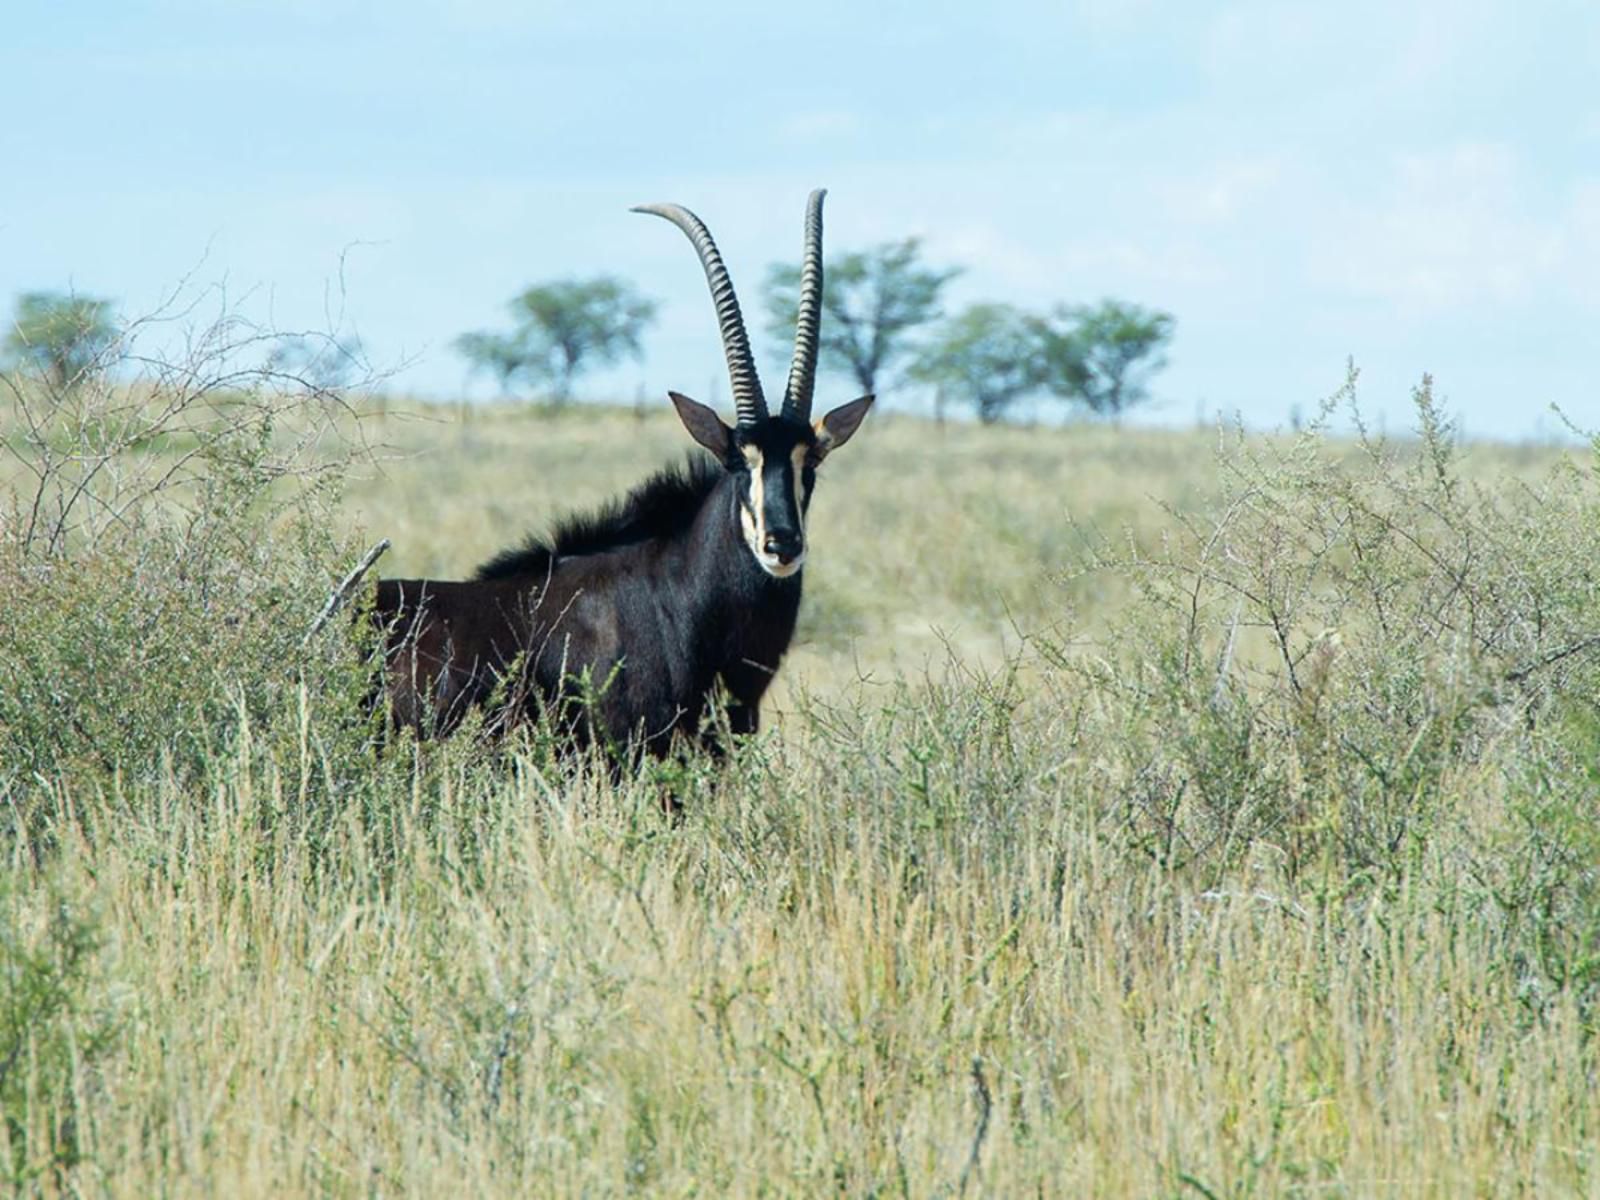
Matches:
[[372, 190, 872, 757]]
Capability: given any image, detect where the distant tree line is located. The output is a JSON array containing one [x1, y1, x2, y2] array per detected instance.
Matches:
[[6, 238, 1173, 426], [457, 239, 1173, 423], [762, 240, 1172, 423], [2, 291, 369, 394]]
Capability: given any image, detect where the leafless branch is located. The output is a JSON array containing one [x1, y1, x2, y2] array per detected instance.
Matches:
[[305, 538, 391, 644]]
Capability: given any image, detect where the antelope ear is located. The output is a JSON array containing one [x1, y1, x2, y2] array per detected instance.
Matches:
[[813, 394, 874, 456], [670, 391, 735, 460]]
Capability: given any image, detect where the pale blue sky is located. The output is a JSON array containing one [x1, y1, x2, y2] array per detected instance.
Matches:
[[3, 1, 1597, 438]]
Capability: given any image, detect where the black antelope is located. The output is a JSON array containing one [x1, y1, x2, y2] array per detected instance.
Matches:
[[373, 190, 872, 758]]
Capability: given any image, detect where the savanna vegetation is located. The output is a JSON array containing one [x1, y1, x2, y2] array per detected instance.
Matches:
[[2, 330, 1598, 1196], [456, 233, 1173, 422]]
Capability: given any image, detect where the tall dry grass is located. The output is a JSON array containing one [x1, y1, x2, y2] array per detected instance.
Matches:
[[3, 364, 1598, 1196]]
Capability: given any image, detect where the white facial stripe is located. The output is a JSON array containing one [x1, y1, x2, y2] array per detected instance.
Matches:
[[741, 444, 769, 559], [739, 500, 758, 549], [791, 444, 811, 509]]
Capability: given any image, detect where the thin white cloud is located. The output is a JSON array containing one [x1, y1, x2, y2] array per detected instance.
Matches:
[[777, 111, 862, 141], [1157, 158, 1288, 226], [1307, 144, 1591, 316], [1566, 182, 1600, 308]]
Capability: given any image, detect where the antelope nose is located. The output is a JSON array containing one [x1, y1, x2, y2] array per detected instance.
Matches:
[[764, 531, 802, 563]]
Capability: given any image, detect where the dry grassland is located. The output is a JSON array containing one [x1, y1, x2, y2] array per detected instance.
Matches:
[[3, 393, 1597, 1197]]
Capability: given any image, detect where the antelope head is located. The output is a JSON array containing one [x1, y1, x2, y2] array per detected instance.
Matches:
[[634, 190, 873, 578]]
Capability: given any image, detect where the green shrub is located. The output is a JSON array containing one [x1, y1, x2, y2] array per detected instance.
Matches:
[[0, 312, 384, 848], [1062, 372, 1600, 880]]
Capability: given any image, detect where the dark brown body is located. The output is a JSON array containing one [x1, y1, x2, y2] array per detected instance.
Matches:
[[370, 190, 871, 764], [372, 463, 803, 756]]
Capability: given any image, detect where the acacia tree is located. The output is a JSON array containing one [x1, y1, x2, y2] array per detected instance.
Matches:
[[3, 292, 118, 389], [762, 239, 959, 397], [456, 276, 657, 404], [1034, 300, 1174, 419], [909, 303, 1043, 425]]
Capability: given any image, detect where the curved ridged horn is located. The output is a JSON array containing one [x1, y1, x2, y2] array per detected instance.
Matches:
[[782, 188, 827, 424], [632, 201, 767, 429]]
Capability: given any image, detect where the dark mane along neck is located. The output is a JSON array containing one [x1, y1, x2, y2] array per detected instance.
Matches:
[[475, 452, 724, 581]]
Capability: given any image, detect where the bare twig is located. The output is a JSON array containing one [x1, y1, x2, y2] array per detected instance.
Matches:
[[304, 538, 391, 643], [1210, 598, 1242, 711], [1505, 632, 1600, 685]]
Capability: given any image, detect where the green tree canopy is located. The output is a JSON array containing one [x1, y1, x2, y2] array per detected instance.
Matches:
[[762, 238, 960, 397], [909, 303, 1043, 425], [455, 276, 657, 404], [3, 291, 118, 390], [1034, 300, 1174, 418]]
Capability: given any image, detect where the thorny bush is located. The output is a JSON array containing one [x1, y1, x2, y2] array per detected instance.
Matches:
[[0, 296, 389, 846], [1062, 371, 1600, 882]]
